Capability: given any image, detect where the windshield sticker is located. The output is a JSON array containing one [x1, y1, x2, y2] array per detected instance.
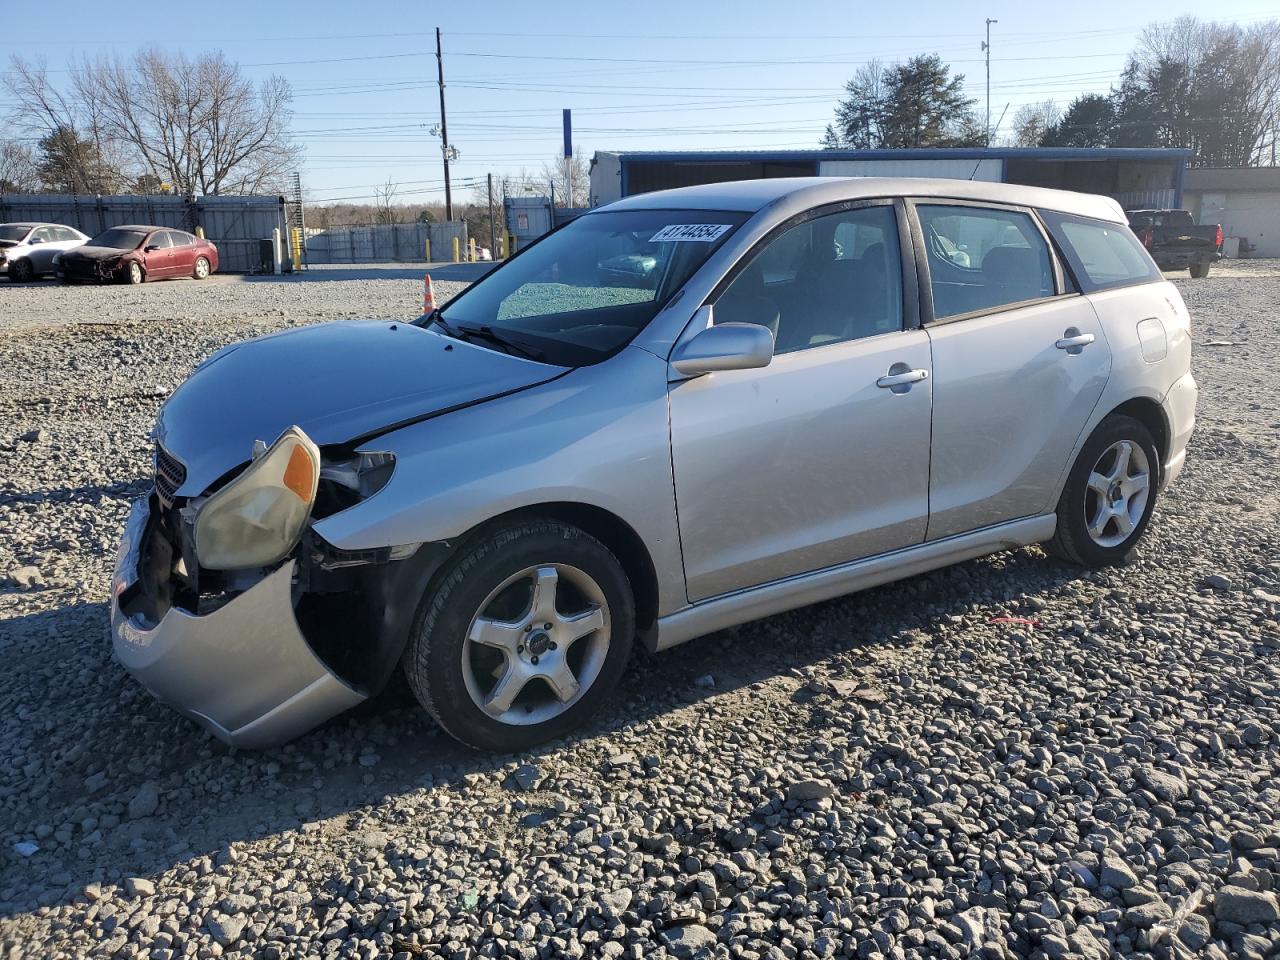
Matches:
[[650, 223, 733, 243]]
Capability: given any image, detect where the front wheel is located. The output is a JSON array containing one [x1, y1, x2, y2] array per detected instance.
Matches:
[[124, 261, 144, 285], [193, 256, 210, 279], [8, 258, 33, 283], [1189, 261, 1211, 278], [404, 521, 635, 751], [1045, 414, 1160, 567]]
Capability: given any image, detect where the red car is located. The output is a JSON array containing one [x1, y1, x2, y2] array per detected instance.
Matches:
[[56, 225, 219, 284]]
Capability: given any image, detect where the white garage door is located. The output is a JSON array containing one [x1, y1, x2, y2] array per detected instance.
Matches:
[[818, 158, 1003, 182]]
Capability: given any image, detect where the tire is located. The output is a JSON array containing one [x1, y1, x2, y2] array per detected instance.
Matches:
[[193, 257, 210, 280], [124, 261, 144, 285], [1045, 414, 1160, 568], [404, 520, 635, 752], [8, 259, 33, 283], [1189, 261, 1211, 278]]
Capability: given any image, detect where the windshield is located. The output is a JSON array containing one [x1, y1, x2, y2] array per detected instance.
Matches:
[[437, 209, 747, 365], [89, 228, 147, 250], [0, 225, 31, 242]]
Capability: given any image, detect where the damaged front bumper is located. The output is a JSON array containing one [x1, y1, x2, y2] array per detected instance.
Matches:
[[109, 498, 367, 748]]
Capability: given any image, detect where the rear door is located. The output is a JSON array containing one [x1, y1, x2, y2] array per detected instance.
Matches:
[[911, 200, 1111, 540], [167, 231, 197, 276]]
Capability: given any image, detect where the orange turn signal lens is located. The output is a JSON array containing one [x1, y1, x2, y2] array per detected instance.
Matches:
[[282, 443, 316, 502]]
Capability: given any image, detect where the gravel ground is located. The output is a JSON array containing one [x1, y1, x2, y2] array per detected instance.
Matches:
[[0, 265, 1278, 959]]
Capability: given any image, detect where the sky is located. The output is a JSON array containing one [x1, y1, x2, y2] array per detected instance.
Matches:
[[3, 0, 1278, 207]]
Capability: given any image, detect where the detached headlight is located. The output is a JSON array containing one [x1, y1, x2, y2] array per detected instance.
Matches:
[[194, 426, 320, 570]]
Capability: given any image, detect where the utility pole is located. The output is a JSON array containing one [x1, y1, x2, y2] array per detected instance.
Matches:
[[487, 172, 496, 255], [982, 18, 998, 146], [435, 27, 453, 221]]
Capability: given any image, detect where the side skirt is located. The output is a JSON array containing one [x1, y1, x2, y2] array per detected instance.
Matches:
[[650, 514, 1057, 653]]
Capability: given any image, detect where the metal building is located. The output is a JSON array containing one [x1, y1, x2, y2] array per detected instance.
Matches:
[[1182, 167, 1280, 257], [589, 148, 1191, 211]]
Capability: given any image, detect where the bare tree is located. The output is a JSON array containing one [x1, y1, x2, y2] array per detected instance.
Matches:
[[374, 177, 399, 224], [5, 49, 300, 196], [1011, 100, 1062, 147], [0, 139, 40, 192], [540, 150, 590, 207], [4, 57, 127, 192]]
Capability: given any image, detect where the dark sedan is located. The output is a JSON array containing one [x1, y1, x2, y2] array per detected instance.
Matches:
[[57, 225, 219, 284]]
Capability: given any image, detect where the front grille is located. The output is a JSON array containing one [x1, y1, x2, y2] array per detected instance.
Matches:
[[64, 259, 105, 280], [154, 443, 187, 509]]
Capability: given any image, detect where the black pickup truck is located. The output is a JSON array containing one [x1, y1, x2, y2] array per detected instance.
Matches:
[[1126, 209, 1223, 278]]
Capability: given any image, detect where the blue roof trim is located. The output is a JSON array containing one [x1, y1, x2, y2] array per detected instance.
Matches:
[[614, 148, 1192, 163]]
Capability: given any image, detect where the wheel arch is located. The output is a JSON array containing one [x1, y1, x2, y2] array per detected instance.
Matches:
[[456, 502, 661, 642], [1105, 396, 1170, 464]]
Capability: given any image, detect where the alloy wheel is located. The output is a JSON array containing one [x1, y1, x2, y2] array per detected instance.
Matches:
[[1084, 439, 1151, 548], [461, 563, 610, 726]]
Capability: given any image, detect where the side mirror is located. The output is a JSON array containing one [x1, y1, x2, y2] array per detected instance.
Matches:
[[28, 237, 42, 245], [144, 244, 159, 252], [671, 310, 774, 377]]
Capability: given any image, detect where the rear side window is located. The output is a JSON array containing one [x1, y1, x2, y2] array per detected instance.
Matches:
[[1041, 212, 1160, 291], [916, 204, 1054, 319], [168, 231, 193, 246]]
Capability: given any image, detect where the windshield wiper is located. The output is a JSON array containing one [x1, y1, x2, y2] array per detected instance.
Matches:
[[424, 309, 464, 339], [455, 323, 547, 363]]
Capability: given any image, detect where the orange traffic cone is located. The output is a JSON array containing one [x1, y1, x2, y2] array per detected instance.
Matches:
[[423, 274, 436, 315]]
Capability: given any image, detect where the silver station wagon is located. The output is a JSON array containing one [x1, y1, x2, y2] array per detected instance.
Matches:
[[110, 178, 1196, 751]]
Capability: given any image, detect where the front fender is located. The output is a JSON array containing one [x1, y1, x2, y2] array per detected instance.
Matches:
[[312, 345, 688, 617]]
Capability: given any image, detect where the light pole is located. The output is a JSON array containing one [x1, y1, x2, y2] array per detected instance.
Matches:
[[982, 18, 998, 146]]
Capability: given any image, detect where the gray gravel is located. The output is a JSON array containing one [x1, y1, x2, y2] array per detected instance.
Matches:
[[1, 265, 1278, 959]]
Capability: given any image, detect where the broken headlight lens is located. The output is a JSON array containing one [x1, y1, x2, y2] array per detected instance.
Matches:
[[194, 426, 320, 570]]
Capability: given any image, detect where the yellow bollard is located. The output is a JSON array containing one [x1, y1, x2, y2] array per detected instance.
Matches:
[[468, 238, 476, 262], [452, 236, 460, 263], [290, 228, 302, 271], [424, 237, 431, 262], [195, 226, 205, 239]]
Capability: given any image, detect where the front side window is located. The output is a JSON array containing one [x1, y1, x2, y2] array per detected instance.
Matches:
[[917, 204, 1054, 319], [715, 204, 903, 354], [31, 227, 56, 243], [438, 209, 746, 366], [1042, 212, 1161, 290]]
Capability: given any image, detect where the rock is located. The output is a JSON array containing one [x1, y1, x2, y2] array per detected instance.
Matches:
[[693, 674, 716, 690], [1126, 900, 1172, 928], [1202, 574, 1233, 591], [128, 781, 160, 819], [511, 764, 542, 792], [1101, 857, 1140, 890], [124, 877, 155, 897], [785, 779, 835, 803], [13, 841, 38, 857], [663, 923, 717, 958], [1213, 886, 1279, 925], [207, 914, 246, 947], [1139, 768, 1189, 803], [600, 888, 633, 915], [7, 565, 45, 589], [18, 428, 47, 443]]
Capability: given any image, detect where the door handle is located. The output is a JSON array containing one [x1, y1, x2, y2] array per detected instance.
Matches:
[[1055, 329, 1095, 353], [876, 365, 930, 393]]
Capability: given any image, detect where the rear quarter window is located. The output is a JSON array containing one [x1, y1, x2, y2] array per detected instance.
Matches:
[[1040, 211, 1161, 292]]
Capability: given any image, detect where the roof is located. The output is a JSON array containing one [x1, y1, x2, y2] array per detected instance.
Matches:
[[596, 147, 1193, 163], [1183, 167, 1280, 193], [599, 176, 1127, 223]]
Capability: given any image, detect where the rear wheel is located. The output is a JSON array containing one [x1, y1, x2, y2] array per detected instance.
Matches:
[[1189, 261, 1211, 278], [1045, 414, 1160, 567], [8, 258, 33, 283], [193, 256, 210, 280], [404, 521, 635, 751]]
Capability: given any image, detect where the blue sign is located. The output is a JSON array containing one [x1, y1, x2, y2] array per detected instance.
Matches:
[[563, 109, 572, 158]]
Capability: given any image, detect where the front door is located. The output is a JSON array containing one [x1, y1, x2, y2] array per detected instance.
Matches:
[[669, 202, 933, 602], [142, 231, 174, 277], [912, 201, 1112, 540]]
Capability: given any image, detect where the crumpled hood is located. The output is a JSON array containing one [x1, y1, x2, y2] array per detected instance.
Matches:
[[63, 245, 133, 261], [157, 320, 566, 497], [0, 239, 18, 250]]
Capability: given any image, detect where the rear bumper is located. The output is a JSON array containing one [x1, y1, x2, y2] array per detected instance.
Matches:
[[1155, 250, 1219, 269], [1160, 371, 1197, 490], [109, 498, 366, 748]]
